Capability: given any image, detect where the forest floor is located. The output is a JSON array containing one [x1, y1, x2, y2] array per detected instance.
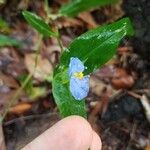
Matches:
[[0, 0, 150, 150]]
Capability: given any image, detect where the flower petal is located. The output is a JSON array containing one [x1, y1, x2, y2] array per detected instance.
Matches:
[[69, 76, 89, 100], [68, 57, 84, 77]]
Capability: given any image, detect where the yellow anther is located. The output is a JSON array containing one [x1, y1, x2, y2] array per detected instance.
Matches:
[[74, 72, 84, 79]]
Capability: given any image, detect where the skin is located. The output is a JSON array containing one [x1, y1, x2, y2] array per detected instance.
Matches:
[[22, 116, 102, 150]]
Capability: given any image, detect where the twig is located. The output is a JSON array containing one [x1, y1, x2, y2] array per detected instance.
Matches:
[[4, 112, 58, 126], [127, 91, 142, 99], [133, 89, 150, 94]]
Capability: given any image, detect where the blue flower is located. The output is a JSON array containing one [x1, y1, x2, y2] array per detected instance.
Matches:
[[68, 57, 90, 100]]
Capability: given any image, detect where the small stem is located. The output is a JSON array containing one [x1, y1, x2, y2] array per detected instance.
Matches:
[[56, 35, 64, 52], [44, 0, 60, 21], [44, 0, 50, 16], [127, 91, 142, 99]]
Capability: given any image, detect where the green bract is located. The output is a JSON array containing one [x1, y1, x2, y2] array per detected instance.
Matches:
[[52, 17, 134, 118], [60, 0, 118, 17]]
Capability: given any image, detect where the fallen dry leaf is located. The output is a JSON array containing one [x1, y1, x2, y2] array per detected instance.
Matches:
[[103, 1, 124, 24], [94, 65, 115, 82], [25, 54, 53, 82], [56, 17, 83, 28], [9, 103, 32, 114], [145, 145, 150, 150], [90, 76, 106, 96], [0, 89, 27, 114], [78, 12, 97, 28], [0, 72, 19, 89], [0, 90, 19, 113], [111, 68, 135, 89]]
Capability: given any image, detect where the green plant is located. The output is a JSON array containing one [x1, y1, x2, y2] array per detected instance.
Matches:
[[52, 18, 134, 117], [0, 0, 134, 122], [59, 0, 119, 17], [22, 9, 134, 117]]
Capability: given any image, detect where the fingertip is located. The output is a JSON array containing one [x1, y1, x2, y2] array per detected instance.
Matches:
[[57, 115, 93, 150], [90, 131, 102, 150]]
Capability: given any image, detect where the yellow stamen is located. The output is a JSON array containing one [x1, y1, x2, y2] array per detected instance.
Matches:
[[74, 72, 84, 79]]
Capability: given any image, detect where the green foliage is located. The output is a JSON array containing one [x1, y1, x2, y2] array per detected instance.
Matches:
[[59, 0, 118, 17], [0, 34, 21, 47], [60, 17, 134, 74], [52, 17, 134, 118], [0, 18, 10, 33], [22, 11, 58, 37]]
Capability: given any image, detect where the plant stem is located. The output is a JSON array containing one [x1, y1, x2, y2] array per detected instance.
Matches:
[[56, 35, 64, 52], [44, 0, 50, 16], [44, 0, 60, 21]]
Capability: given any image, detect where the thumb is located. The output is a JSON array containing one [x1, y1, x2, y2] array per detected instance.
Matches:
[[22, 116, 102, 150]]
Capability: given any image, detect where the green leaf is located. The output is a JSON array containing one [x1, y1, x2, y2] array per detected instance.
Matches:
[[60, 17, 134, 74], [0, 18, 11, 33], [52, 17, 134, 118], [22, 11, 58, 37], [0, 34, 22, 47], [52, 70, 87, 118], [60, 0, 118, 17]]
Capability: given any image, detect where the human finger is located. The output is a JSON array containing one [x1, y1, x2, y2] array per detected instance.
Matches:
[[22, 116, 94, 150], [90, 131, 102, 150]]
